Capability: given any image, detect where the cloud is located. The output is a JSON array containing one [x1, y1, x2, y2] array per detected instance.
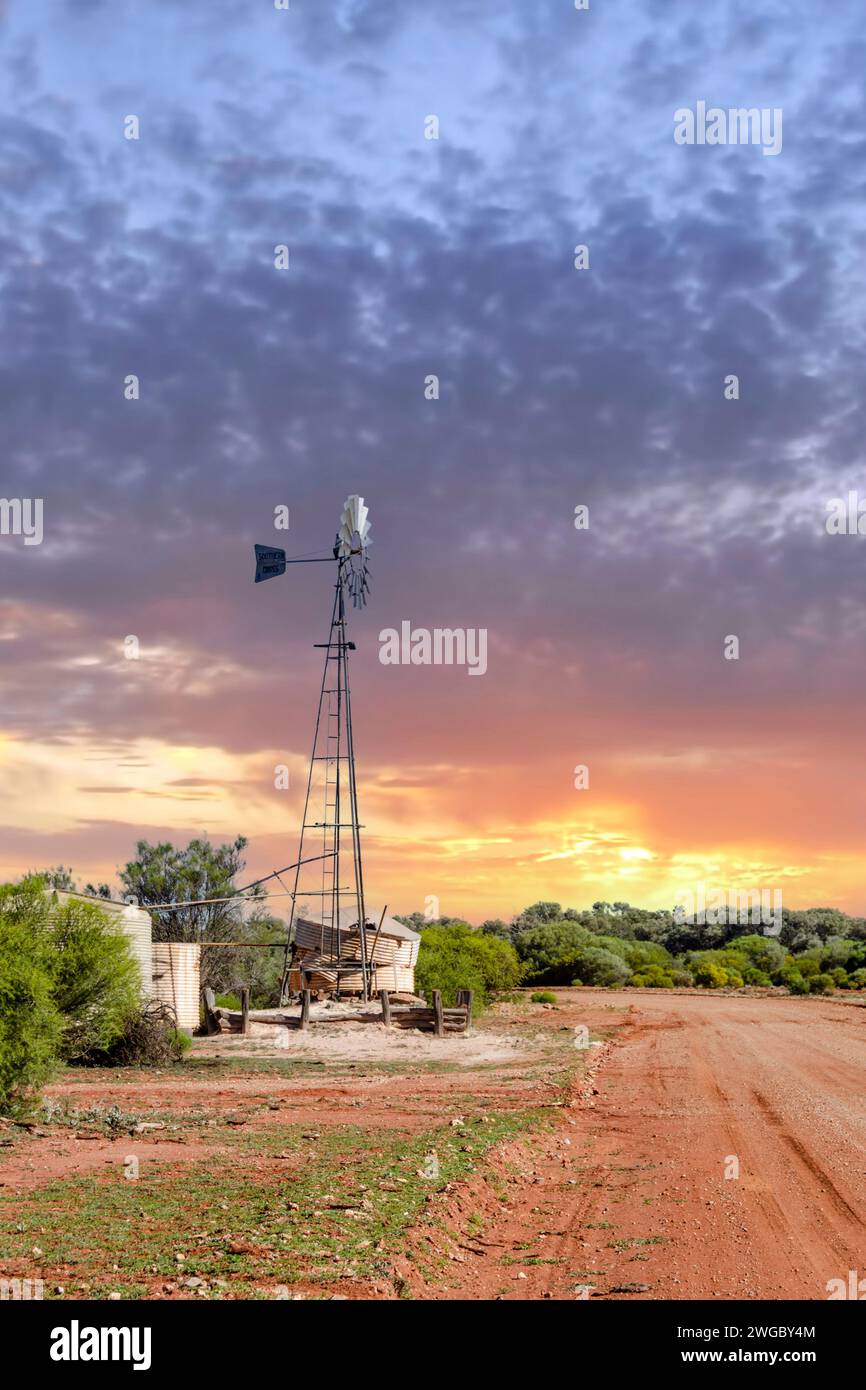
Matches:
[[0, 0, 864, 911]]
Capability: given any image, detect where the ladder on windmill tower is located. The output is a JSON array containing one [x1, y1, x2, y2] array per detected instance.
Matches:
[[253, 496, 372, 1002]]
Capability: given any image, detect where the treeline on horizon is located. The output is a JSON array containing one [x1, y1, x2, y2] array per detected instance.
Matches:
[[397, 899, 866, 998], [23, 843, 866, 1004]]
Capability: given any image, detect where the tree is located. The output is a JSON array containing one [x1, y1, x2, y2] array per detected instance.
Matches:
[[120, 836, 257, 943], [393, 912, 428, 933], [479, 918, 510, 939], [515, 921, 595, 984], [513, 901, 564, 931], [206, 910, 287, 1005], [34, 866, 112, 898], [0, 883, 62, 1114]]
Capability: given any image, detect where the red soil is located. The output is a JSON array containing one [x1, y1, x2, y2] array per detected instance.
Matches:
[[403, 991, 866, 1300]]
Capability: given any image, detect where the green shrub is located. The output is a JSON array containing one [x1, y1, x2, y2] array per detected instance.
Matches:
[[530, 990, 557, 1004], [726, 934, 787, 976], [416, 921, 520, 1008], [779, 966, 809, 995], [809, 972, 835, 995], [629, 964, 675, 988], [620, 941, 676, 974], [741, 967, 772, 987], [692, 960, 728, 988], [515, 921, 596, 984], [215, 993, 242, 1011], [848, 968, 866, 990], [0, 907, 62, 1115], [44, 895, 140, 1060], [570, 947, 631, 987]]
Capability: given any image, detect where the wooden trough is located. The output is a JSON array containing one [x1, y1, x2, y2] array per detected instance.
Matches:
[[202, 987, 473, 1038]]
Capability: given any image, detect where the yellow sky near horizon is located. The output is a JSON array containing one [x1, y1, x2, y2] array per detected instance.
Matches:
[[1, 728, 862, 922]]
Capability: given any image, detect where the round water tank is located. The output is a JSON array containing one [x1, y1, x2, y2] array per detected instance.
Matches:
[[151, 942, 201, 1031]]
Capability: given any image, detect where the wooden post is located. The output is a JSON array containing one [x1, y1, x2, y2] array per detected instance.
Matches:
[[202, 987, 219, 1035], [240, 987, 250, 1035], [300, 988, 311, 1031], [463, 989, 474, 1029], [380, 989, 391, 1028], [432, 990, 444, 1038]]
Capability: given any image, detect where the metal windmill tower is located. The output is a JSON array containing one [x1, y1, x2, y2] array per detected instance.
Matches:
[[254, 496, 373, 1002]]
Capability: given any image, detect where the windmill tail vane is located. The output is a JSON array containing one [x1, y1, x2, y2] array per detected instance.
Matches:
[[253, 496, 373, 1002]]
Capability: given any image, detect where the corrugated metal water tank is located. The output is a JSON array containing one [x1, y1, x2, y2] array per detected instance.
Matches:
[[52, 892, 153, 1000], [118, 902, 154, 998], [151, 942, 201, 1030]]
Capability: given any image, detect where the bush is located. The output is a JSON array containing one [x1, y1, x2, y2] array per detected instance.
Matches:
[[44, 895, 140, 1060], [809, 973, 836, 996], [726, 934, 787, 976], [515, 921, 596, 984], [692, 960, 728, 988], [621, 941, 676, 974], [530, 990, 557, 1004], [86, 1002, 191, 1066], [416, 921, 520, 1008], [741, 967, 772, 987], [0, 907, 63, 1115], [571, 947, 631, 987], [629, 964, 675, 988], [779, 966, 809, 995]]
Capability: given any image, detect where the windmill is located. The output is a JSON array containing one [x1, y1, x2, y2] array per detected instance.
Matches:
[[254, 496, 373, 1002]]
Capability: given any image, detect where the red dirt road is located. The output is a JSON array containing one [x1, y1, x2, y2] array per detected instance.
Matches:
[[424, 992, 866, 1300]]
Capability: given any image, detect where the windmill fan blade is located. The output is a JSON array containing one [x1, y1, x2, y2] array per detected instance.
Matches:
[[339, 496, 369, 543], [349, 496, 369, 535]]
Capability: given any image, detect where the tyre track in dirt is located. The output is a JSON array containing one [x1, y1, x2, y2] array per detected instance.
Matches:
[[417, 991, 865, 1300]]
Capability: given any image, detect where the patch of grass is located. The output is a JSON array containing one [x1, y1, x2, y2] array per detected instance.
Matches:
[[0, 1109, 553, 1300], [606, 1236, 667, 1252], [501, 1254, 566, 1267], [183, 1055, 475, 1080]]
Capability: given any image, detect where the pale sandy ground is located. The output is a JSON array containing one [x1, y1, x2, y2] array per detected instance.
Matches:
[[203, 1020, 532, 1065]]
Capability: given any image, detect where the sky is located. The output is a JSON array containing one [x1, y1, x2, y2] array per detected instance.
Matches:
[[1, 0, 865, 922]]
